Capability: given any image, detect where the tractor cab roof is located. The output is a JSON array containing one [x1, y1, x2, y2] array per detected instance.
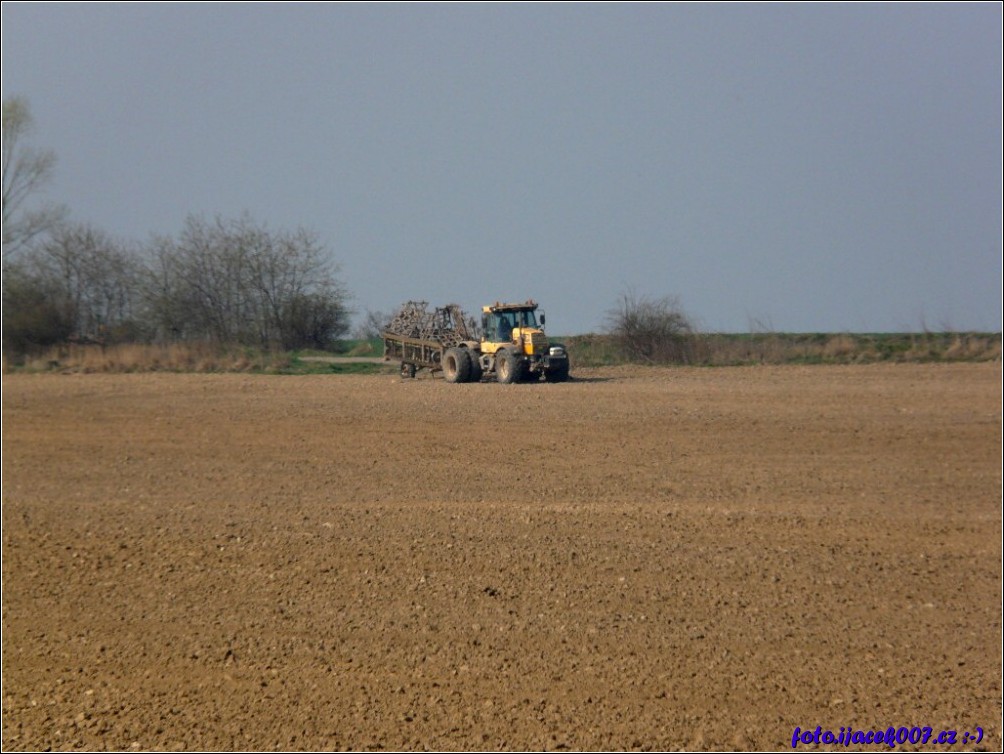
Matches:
[[483, 299, 538, 314]]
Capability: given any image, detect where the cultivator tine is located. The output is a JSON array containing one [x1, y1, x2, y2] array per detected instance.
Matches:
[[384, 301, 432, 338]]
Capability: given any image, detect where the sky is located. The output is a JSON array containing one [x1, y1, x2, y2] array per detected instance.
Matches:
[[2, 2, 1001, 334]]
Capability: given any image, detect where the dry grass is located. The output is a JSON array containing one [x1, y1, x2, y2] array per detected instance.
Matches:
[[944, 334, 1001, 361], [14, 343, 292, 374], [821, 334, 857, 359]]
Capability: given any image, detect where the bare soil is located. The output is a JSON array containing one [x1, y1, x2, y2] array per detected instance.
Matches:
[[2, 364, 1001, 751]]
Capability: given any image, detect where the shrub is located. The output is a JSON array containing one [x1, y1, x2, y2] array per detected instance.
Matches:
[[606, 291, 698, 364]]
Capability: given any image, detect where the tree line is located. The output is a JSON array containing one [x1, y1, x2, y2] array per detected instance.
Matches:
[[3, 98, 350, 360], [3, 215, 351, 357]]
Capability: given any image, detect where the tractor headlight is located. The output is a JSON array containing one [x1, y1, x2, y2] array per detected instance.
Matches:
[[549, 346, 566, 357]]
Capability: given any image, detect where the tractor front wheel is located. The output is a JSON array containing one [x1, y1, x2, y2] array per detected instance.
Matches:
[[496, 349, 524, 384], [544, 359, 570, 382]]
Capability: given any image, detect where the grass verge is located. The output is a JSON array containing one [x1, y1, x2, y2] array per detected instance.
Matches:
[[4, 333, 999, 374], [565, 332, 1002, 367]]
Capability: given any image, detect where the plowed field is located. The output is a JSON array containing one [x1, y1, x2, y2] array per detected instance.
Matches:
[[2, 364, 1001, 751]]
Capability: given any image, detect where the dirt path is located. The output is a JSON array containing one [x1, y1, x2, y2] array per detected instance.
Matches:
[[2, 364, 1000, 751], [299, 355, 387, 364]]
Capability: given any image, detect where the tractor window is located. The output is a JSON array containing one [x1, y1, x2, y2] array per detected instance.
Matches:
[[488, 310, 538, 341], [496, 313, 514, 341]]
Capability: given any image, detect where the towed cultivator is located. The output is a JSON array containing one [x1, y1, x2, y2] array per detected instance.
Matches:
[[382, 301, 478, 349]]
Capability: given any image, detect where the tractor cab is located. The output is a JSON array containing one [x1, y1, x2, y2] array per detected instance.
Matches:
[[481, 301, 546, 354]]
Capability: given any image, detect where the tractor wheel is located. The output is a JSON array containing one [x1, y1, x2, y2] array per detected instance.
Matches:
[[401, 362, 417, 379], [468, 352, 484, 383], [544, 359, 570, 382], [496, 349, 525, 384], [443, 347, 472, 383]]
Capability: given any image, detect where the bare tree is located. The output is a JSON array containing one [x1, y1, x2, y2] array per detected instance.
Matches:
[[2, 223, 143, 356], [2, 257, 74, 357], [143, 214, 351, 350], [606, 290, 698, 364], [2, 97, 67, 256], [352, 309, 390, 340], [20, 223, 143, 342]]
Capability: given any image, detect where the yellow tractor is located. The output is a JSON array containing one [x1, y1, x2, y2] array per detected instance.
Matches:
[[474, 300, 570, 383]]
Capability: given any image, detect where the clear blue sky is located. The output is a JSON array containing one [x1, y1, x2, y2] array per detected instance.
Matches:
[[3, 2, 1001, 333]]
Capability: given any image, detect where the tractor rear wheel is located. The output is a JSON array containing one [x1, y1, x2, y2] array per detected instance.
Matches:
[[443, 347, 472, 383], [468, 352, 484, 383]]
